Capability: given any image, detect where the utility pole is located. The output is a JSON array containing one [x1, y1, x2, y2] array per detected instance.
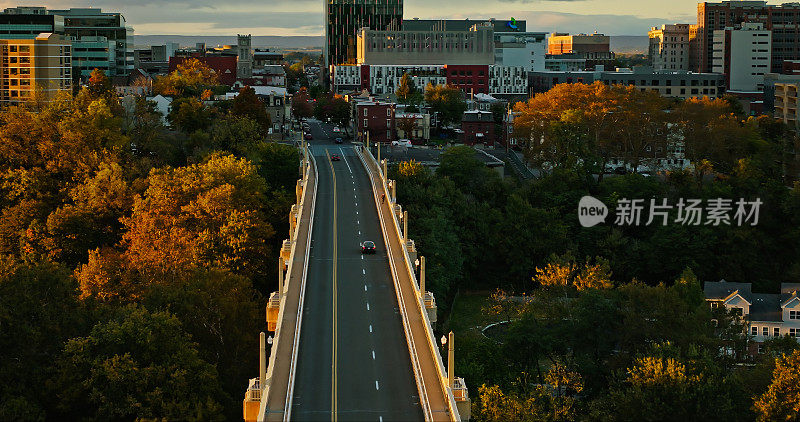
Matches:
[[420, 255, 426, 297], [259, 332, 266, 389]]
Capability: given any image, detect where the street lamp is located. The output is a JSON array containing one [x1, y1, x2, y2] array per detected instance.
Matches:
[[440, 335, 447, 347]]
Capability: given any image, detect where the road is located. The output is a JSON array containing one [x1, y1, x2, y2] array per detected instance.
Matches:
[[291, 119, 423, 421]]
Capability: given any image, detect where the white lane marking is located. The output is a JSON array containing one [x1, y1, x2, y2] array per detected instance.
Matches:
[[361, 255, 364, 260], [366, 303, 370, 311], [340, 148, 353, 173], [358, 230, 361, 235], [362, 269, 366, 275], [369, 324, 373, 333], [356, 211, 359, 215], [375, 381, 379, 390], [355, 202, 358, 206], [357, 220, 360, 224], [380, 417, 383, 422], [372, 350, 376, 360], [364, 284, 367, 291]]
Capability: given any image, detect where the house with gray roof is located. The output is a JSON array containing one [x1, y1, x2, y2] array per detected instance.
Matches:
[[704, 280, 800, 349]]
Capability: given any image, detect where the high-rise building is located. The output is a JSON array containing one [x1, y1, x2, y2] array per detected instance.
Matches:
[[648, 24, 695, 71], [2, 7, 133, 79], [0, 33, 72, 104], [696, 1, 800, 74], [712, 22, 771, 91], [324, 0, 402, 70]]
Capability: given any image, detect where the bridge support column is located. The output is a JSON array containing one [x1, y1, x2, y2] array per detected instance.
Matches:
[[391, 180, 396, 203], [382, 159, 388, 182]]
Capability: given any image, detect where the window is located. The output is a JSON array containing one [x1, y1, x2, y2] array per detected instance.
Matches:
[[387, 108, 391, 117], [774, 327, 780, 337], [790, 328, 799, 337], [364, 119, 368, 127], [763, 327, 769, 336], [790, 310, 799, 319], [751, 326, 758, 336], [364, 109, 368, 117]]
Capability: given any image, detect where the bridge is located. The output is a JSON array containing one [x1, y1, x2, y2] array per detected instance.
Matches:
[[242, 119, 471, 422]]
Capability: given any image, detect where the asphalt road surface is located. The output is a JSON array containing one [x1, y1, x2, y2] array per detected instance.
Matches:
[[291, 120, 422, 421]]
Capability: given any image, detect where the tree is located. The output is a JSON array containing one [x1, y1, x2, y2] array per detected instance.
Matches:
[[231, 86, 271, 135], [754, 349, 800, 421], [168, 97, 212, 133], [0, 260, 85, 421], [291, 88, 313, 126], [396, 115, 419, 140], [76, 153, 276, 299], [54, 305, 226, 420], [425, 83, 467, 128], [153, 58, 220, 97], [396, 73, 421, 105]]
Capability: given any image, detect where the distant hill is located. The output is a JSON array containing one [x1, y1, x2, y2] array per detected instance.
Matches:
[[611, 36, 649, 54], [134, 35, 324, 51]]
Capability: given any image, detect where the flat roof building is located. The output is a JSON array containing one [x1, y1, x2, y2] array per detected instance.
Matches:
[[324, 0, 402, 70], [356, 24, 494, 66], [648, 24, 695, 71], [0, 33, 72, 104]]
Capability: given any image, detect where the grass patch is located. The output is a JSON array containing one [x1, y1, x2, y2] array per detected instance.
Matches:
[[442, 290, 505, 342]]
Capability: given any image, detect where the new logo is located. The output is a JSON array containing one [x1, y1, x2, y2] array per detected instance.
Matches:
[[578, 196, 608, 227]]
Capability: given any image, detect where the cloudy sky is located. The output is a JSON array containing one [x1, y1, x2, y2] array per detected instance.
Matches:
[[1, 0, 702, 36]]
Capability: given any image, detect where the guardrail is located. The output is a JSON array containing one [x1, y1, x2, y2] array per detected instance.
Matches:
[[356, 145, 461, 422]]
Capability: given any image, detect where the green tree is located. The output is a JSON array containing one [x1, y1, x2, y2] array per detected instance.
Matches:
[[168, 96, 212, 133], [396, 73, 421, 105], [55, 305, 226, 421], [425, 83, 467, 128], [231, 86, 271, 135], [153, 58, 220, 97]]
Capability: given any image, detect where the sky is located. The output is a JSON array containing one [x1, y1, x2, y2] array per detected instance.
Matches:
[[0, 0, 703, 36]]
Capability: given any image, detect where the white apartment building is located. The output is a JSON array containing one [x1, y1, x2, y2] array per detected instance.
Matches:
[[368, 65, 447, 95], [648, 24, 693, 71], [488, 65, 527, 95], [713, 22, 771, 91]]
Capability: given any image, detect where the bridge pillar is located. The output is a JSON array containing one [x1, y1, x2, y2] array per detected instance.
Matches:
[[278, 257, 284, 298], [382, 159, 388, 182], [290, 204, 298, 240], [391, 180, 396, 203], [419, 256, 425, 297], [296, 180, 303, 206]]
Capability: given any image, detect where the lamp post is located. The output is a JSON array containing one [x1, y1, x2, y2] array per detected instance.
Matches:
[[440, 332, 454, 389]]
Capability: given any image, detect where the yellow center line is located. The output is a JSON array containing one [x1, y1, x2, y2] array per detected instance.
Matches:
[[327, 149, 338, 422]]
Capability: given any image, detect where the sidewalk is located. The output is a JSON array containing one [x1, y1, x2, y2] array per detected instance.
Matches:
[[262, 160, 316, 421]]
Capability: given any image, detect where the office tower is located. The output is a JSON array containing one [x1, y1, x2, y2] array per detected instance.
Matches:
[[324, 0, 403, 70]]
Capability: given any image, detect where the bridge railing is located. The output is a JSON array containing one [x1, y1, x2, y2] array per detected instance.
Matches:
[[243, 141, 317, 422], [357, 145, 462, 422]]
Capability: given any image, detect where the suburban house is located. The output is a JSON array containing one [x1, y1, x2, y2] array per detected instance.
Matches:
[[704, 280, 800, 351], [355, 99, 396, 144], [461, 110, 495, 145]]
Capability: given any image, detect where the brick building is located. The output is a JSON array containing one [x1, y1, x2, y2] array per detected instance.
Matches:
[[356, 100, 396, 143], [461, 110, 495, 145], [696, 1, 800, 74]]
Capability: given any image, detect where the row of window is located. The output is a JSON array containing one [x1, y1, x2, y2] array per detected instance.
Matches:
[[751, 326, 799, 337]]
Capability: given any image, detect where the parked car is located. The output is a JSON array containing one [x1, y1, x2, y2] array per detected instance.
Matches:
[[333, 126, 341, 133], [330, 154, 341, 161], [304, 133, 313, 140], [360, 241, 376, 254], [392, 139, 412, 148], [335, 137, 343, 144]]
